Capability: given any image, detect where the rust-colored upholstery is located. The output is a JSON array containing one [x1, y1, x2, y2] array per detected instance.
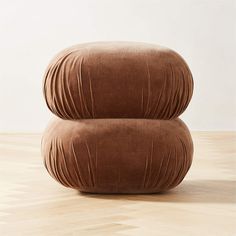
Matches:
[[42, 42, 194, 194]]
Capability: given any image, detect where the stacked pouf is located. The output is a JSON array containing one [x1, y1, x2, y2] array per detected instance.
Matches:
[[42, 42, 194, 194]]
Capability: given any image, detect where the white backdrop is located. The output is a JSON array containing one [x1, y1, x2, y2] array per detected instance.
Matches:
[[0, 0, 235, 132]]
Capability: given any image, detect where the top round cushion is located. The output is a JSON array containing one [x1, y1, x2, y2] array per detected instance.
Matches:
[[43, 42, 193, 119]]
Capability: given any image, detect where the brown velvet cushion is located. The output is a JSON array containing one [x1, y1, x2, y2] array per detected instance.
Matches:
[[43, 42, 193, 119], [42, 118, 193, 194]]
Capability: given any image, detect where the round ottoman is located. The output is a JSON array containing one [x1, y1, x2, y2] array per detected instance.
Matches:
[[42, 42, 194, 194], [42, 118, 193, 193], [43, 42, 193, 119]]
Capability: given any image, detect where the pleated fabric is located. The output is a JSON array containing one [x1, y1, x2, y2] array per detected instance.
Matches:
[[42, 42, 194, 194], [42, 118, 193, 194], [43, 42, 193, 119]]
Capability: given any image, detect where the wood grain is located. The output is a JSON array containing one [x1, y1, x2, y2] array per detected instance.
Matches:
[[0, 132, 235, 236]]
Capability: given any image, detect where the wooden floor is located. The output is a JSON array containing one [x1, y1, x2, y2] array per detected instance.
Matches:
[[0, 132, 235, 236]]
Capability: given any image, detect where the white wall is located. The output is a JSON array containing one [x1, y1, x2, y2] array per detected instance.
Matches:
[[0, 0, 235, 132]]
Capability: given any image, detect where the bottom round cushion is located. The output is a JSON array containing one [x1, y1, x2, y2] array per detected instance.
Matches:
[[42, 118, 193, 194]]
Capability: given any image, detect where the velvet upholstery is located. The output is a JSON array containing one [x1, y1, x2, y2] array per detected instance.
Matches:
[[42, 118, 193, 193], [42, 42, 194, 194], [43, 42, 193, 119]]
